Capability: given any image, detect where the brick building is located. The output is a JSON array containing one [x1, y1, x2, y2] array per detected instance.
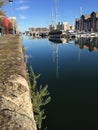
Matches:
[[75, 11, 98, 32]]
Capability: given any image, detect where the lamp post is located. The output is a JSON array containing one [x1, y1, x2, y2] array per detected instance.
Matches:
[[9, 0, 14, 34]]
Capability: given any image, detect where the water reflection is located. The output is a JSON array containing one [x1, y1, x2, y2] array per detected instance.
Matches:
[[51, 43, 59, 78], [75, 37, 98, 52], [22, 36, 98, 130], [48, 37, 73, 44], [29, 35, 48, 40], [29, 35, 34, 40], [48, 37, 75, 78]]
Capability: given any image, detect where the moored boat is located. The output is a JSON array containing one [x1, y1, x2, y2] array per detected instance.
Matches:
[[48, 29, 65, 39]]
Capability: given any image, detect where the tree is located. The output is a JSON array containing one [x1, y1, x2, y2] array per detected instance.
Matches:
[[28, 66, 51, 129], [0, 0, 6, 8], [0, 10, 5, 16], [0, 0, 6, 26]]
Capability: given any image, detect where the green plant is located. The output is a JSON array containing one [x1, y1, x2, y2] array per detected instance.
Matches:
[[28, 66, 51, 129]]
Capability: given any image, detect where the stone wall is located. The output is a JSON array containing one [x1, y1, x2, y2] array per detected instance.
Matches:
[[0, 35, 37, 130]]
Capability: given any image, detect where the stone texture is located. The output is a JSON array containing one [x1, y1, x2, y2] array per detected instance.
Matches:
[[0, 35, 37, 130]]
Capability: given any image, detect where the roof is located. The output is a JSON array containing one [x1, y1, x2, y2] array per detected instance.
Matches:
[[75, 18, 80, 22], [96, 13, 98, 18], [84, 15, 90, 20]]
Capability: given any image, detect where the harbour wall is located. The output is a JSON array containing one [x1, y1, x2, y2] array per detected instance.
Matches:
[[0, 34, 37, 130]]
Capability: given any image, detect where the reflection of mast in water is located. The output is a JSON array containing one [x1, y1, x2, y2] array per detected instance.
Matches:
[[24, 55, 29, 64], [51, 43, 59, 78], [78, 48, 81, 64], [56, 44, 58, 78], [77, 38, 83, 64], [52, 44, 55, 63]]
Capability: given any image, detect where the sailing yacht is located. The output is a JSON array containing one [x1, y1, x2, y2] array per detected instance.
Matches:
[[49, 29, 65, 39], [48, 0, 65, 40]]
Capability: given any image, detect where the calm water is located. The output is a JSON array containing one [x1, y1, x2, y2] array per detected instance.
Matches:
[[22, 36, 98, 130]]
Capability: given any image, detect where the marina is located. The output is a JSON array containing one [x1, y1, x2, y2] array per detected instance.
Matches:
[[1, 0, 98, 130]]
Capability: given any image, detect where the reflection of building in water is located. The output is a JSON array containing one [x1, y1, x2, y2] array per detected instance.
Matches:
[[75, 37, 98, 52], [29, 35, 34, 40], [48, 37, 72, 44]]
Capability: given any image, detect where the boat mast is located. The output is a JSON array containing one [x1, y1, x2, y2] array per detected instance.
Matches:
[[51, 8, 54, 27], [80, 6, 82, 16], [54, 0, 57, 24], [54, 0, 57, 30], [80, 6, 83, 31]]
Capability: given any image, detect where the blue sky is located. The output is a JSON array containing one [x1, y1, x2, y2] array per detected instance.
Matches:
[[2, 0, 98, 32]]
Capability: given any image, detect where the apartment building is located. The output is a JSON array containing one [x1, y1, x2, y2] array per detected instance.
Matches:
[[75, 11, 98, 32]]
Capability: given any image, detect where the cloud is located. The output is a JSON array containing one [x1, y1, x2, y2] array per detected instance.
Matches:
[[19, 14, 27, 19], [16, 1, 24, 4], [16, 0, 29, 4], [16, 6, 30, 11]]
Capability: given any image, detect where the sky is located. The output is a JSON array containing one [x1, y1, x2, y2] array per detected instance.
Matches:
[[2, 0, 98, 32]]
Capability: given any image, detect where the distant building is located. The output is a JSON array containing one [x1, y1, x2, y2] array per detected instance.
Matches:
[[8, 17, 18, 33], [90, 12, 98, 31], [69, 26, 75, 30], [28, 27, 49, 37], [57, 22, 70, 31], [49, 24, 56, 31], [49, 22, 70, 31], [28, 27, 36, 32], [75, 11, 98, 32], [29, 27, 49, 33]]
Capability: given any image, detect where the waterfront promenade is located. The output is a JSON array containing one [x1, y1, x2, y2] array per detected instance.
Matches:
[[0, 35, 37, 130]]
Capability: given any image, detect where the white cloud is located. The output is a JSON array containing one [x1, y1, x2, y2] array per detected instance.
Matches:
[[16, 0, 29, 4], [16, 6, 30, 11], [19, 14, 27, 19], [16, 1, 24, 4]]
